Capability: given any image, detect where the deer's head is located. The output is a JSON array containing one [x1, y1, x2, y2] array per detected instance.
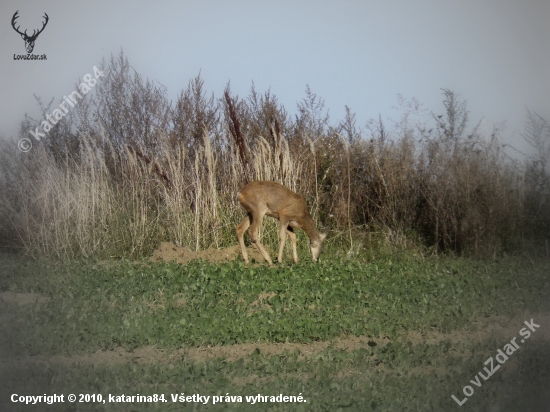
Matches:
[[11, 11, 49, 54], [310, 232, 327, 262]]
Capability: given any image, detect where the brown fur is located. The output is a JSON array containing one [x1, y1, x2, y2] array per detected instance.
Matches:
[[236, 181, 326, 264]]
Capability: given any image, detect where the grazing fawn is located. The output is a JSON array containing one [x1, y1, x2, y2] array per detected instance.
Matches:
[[236, 181, 326, 264]]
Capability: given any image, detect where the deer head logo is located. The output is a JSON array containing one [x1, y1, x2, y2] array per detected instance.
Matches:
[[11, 11, 49, 54]]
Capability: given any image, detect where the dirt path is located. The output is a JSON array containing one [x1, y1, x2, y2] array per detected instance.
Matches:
[[2, 292, 549, 368]]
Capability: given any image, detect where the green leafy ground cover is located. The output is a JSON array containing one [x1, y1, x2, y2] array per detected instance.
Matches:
[[1, 254, 549, 411]]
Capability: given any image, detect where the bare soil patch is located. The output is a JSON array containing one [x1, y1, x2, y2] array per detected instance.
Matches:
[[406, 312, 550, 346], [6, 312, 548, 370], [0, 292, 49, 306], [184, 335, 391, 363], [248, 292, 277, 313], [0, 335, 391, 370], [151, 242, 268, 265]]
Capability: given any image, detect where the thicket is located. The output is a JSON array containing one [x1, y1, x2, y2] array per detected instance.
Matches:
[[0, 52, 548, 259]]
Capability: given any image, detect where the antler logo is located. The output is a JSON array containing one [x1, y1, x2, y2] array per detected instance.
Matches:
[[11, 11, 49, 54]]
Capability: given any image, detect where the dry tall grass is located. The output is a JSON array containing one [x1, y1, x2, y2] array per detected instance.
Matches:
[[0, 53, 548, 259], [0, 126, 306, 258]]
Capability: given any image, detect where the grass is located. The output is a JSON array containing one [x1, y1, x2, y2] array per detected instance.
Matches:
[[3, 340, 550, 411], [1, 253, 549, 411]]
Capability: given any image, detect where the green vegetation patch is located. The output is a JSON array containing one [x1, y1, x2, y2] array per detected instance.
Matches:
[[2, 339, 549, 411], [1, 254, 548, 354]]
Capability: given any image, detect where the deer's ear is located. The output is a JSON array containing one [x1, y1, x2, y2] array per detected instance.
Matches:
[[21, 34, 25, 39], [320, 232, 327, 241]]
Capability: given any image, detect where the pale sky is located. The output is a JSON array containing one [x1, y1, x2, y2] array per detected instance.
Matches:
[[1, 0, 549, 151]]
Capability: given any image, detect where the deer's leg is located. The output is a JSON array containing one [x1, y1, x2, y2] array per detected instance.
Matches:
[[236, 214, 251, 264], [286, 227, 298, 263], [249, 211, 272, 264], [277, 220, 290, 263]]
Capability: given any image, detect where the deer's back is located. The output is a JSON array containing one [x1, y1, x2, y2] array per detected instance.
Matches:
[[238, 181, 307, 218]]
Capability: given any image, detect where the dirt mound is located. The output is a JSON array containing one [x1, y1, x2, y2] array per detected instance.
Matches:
[[151, 242, 268, 265]]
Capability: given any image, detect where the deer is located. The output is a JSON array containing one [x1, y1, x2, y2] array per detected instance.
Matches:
[[236, 181, 327, 264], [11, 11, 49, 54]]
